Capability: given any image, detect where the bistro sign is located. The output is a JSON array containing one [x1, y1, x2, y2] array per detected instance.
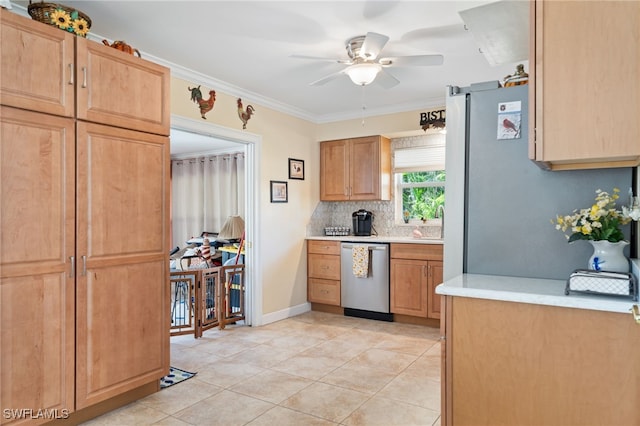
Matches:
[[420, 109, 445, 131]]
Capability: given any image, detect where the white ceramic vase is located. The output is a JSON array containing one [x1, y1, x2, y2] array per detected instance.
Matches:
[[588, 240, 629, 273]]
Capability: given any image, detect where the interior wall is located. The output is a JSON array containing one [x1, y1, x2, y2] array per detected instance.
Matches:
[[171, 76, 318, 321]]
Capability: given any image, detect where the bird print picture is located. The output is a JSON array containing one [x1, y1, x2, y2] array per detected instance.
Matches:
[[188, 85, 216, 119], [237, 98, 255, 129], [497, 101, 521, 140]]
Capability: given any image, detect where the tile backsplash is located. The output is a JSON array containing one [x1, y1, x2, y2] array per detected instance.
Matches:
[[307, 200, 442, 238]]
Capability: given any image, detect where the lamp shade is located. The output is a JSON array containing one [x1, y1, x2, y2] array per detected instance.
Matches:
[[345, 63, 382, 86], [218, 215, 245, 240]]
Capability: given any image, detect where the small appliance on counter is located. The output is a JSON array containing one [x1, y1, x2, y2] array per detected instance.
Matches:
[[352, 209, 373, 236]]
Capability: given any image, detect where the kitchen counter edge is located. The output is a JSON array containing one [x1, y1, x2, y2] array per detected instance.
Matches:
[[436, 260, 640, 315], [306, 236, 443, 245]]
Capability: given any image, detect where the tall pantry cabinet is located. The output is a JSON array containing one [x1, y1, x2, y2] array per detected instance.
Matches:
[[0, 8, 170, 423]]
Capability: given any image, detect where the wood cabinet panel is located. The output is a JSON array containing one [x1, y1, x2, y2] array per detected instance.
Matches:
[[390, 258, 428, 317], [445, 296, 640, 425], [427, 261, 443, 319], [0, 107, 76, 420], [0, 9, 75, 117], [319, 140, 349, 200], [391, 243, 443, 261], [530, 0, 640, 169], [307, 240, 341, 255], [76, 38, 170, 136], [307, 253, 341, 281], [308, 278, 340, 305]]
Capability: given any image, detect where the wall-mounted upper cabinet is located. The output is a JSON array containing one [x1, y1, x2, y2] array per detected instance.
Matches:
[[528, 0, 640, 170], [320, 135, 391, 201]]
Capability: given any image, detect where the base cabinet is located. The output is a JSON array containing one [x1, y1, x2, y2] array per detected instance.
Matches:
[[442, 296, 640, 425], [390, 244, 443, 319], [307, 241, 341, 306]]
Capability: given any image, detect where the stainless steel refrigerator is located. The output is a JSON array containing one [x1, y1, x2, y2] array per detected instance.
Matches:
[[444, 83, 633, 280]]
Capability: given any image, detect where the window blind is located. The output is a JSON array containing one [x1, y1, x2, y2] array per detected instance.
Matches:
[[393, 144, 445, 172]]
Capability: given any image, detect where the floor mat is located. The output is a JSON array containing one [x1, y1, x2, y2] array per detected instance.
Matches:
[[160, 367, 196, 389]]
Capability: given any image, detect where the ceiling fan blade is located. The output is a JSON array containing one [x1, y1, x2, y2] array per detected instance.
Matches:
[[379, 54, 444, 67], [309, 70, 345, 86], [289, 54, 352, 64], [359, 32, 389, 60], [375, 69, 400, 89]]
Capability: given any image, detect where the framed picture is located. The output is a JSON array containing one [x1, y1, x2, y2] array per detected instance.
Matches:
[[270, 180, 288, 203], [288, 158, 305, 180]]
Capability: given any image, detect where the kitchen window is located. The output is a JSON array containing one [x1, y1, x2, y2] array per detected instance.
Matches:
[[393, 136, 445, 223]]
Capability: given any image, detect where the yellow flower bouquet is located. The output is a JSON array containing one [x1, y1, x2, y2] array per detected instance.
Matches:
[[553, 188, 631, 243]]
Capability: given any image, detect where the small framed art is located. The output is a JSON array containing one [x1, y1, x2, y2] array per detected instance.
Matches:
[[270, 180, 288, 203], [288, 158, 305, 180]]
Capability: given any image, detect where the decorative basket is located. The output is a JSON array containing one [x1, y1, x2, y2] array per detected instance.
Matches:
[[27, 1, 92, 37]]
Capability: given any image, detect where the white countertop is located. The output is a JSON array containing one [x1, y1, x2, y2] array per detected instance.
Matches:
[[436, 264, 639, 314], [306, 235, 443, 245]]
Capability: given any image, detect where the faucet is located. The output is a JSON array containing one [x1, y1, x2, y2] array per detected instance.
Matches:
[[436, 205, 445, 239]]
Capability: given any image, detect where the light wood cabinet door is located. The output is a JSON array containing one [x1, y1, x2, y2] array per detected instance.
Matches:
[[0, 9, 75, 117], [76, 37, 171, 136], [320, 139, 349, 200], [75, 122, 170, 409], [427, 261, 443, 319], [390, 258, 428, 317], [350, 136, 390, 201], [308, 278, 340, 305], [0, 107, 76, 419], [529, 0, 640, 170]]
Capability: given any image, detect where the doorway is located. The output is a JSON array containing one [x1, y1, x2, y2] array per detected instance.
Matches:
[[170, 115, 261, 326]]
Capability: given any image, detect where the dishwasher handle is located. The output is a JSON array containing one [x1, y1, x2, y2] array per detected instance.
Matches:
[[342, 244, 387, 251]]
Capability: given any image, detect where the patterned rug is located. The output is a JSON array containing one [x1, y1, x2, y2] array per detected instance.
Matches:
[[160, 367, 196, 389]]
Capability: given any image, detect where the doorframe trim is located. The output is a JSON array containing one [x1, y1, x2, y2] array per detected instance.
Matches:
[[170, 114, 262, 326]]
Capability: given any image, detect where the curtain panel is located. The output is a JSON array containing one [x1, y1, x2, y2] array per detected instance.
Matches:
[[171, 153, 245, 247]]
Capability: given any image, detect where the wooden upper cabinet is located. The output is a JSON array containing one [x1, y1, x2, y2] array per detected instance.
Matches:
[[529, 0, 640, 170], [76, 37, 171, 136], [320, 135, 391, 201], [0, 9, 75, 117]]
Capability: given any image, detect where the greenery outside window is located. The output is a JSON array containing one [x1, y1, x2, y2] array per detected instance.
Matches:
[[398, 171, 445, 221], [393, 136, 445, 223]]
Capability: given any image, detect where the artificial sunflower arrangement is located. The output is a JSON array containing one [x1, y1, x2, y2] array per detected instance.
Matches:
[[553, 188, 632, 243], [49, 7, 90, 37]]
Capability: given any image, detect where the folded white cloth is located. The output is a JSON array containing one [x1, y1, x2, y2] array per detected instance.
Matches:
[[352, 245, 369, 278]]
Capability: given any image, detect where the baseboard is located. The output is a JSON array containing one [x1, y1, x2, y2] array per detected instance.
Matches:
[[259, 302, 311, 325]]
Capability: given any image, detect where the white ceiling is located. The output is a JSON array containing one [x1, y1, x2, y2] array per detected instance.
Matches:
[[11, 0, 529, 154]]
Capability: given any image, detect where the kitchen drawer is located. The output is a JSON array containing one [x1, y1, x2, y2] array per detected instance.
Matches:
[[308, 253, 341, 280], [391, 243, 443, 261], [308, 278, 340, 306], [308, 240, 341, 255]]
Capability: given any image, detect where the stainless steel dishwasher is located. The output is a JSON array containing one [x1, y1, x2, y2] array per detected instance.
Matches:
[[340, 242, 391, 321]]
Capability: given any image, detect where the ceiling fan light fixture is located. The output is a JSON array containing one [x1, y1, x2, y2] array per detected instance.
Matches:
[[345, 63, 382, 86]]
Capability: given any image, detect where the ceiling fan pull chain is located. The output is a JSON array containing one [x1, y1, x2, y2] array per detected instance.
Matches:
[[361, 85, 366, 126]]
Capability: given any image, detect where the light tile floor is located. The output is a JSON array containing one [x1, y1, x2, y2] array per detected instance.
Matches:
[[82, 311, 442, 426]]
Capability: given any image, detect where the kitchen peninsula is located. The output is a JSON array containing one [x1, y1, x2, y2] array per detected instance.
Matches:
[[436, 261, 640, 426]]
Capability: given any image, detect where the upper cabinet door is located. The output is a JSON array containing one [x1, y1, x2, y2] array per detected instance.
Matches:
[[350, 136, 390, 201], [529, 0, 640, 170], [75, 37, 171, 136], [0, 9, 75, 117], [320, 139, 350, 201]]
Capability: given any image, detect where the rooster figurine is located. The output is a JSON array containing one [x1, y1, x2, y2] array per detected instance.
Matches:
[[188, 85, 216, 119], [237, 98, 255, 129]]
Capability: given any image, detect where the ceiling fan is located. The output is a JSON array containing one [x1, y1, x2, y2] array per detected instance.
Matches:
[[291, 32, 444, 88]]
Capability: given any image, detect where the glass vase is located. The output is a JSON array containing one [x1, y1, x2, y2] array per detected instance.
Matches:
[[588, 240, 629, 273]]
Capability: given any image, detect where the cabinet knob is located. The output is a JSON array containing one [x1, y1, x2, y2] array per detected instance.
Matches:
[[632, 304, 640, 324]]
